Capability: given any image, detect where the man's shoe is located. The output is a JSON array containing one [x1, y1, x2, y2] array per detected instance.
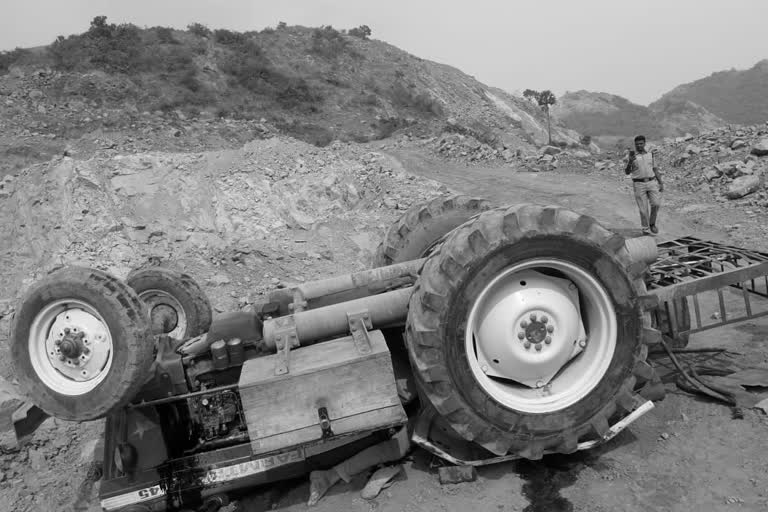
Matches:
[[642, 227, 651, 235], [650, 225, 659, 234]]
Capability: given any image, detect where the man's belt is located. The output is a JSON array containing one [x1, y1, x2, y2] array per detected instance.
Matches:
[[632, 177, 656, 183]]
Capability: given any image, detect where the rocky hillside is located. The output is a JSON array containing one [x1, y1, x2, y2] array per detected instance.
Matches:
[[552, 90, 725, 148], [651, 59, 768, 125], [657, 124, 768, 208], [0, 17, 589, 178]]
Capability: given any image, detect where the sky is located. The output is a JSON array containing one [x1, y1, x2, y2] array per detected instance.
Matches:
[[1, 0, 766, 105]]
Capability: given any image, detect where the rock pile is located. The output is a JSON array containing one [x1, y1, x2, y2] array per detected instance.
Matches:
[[658, 124, 768, 204]]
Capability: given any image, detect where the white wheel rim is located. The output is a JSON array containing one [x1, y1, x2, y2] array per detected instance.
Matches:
[[29, 299, 113, 396], [138, 289, 187, 339], [466, 258, 617, 413]]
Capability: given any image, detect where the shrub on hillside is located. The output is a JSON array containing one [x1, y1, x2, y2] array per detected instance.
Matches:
[[214, 29, 248, 47], [372, 116, 410, 139], [310, 26, 351, 59], [276, 79, 322, 109], [219, 42, 273, 93], [87, 22, 142, 73], [0, 48, 29, 73], [155, 26, 178, 44], [348, 25, 372, 40], [49, 16, 193, 74], [389, 82, 443, 116], [187, 23, 211, 37]]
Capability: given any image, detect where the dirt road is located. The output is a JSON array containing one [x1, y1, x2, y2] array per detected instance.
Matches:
[[241, 151, 768, 512]]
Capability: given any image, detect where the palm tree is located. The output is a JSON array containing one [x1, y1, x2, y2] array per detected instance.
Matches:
[[523, 89, 558, 145]]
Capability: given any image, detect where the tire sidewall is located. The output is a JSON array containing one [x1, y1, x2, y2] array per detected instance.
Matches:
[[441, 236, 642, 436], [11, 269, 152, 420]]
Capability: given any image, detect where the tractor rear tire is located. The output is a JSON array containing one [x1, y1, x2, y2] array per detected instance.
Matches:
[[10, 267, 155, 421], [373, 194, 492, 267], [127, 266, 212, 340], [406, 205, 657, 459]]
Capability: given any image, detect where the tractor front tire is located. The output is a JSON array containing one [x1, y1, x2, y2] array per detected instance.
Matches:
[[127, 266, 212, 340], [10, 267, 155, 421]]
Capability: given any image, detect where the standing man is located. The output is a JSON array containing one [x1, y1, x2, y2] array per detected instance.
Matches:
[[625, 135, 664, 234]]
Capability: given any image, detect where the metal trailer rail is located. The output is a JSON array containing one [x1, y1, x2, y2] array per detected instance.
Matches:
[[645, 236, 768, 339]]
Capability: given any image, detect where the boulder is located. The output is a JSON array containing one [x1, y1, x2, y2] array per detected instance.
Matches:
[[541, 145, 562, 156], [704, 168, 722, 181], [731, 139, 747, 150], [734, 160, 757, 177], [725, 175, 761, 199], [751, 138, 768, 157], [715, 160, 743, 176], [685, 144, 701, 155]]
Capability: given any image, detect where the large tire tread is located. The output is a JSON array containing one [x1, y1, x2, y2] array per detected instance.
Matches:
[[406, 204, 657, 458], [374, 194, 493, 267]]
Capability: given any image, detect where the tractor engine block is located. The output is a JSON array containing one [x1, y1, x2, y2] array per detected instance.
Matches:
[[187, 390, 245, 442]]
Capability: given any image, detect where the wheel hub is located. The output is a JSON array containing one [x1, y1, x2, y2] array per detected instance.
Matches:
[[138, 290, 187, 339], [522, 315, 552, 348], [38, 305, 112, 386], [466, 260, 617, 413], [472, 270, 586, 388], [150, 304, 179, 334], [58, 329, 87, 360]]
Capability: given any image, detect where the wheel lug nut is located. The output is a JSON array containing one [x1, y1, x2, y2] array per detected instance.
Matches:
[[579, 339, 587, 348], [520, 320, 529, 328], [546, 325, 554, 333], [55, 339, 61, 345], [64, 328, 71, 334], [517, 332, 525, 340], [535, 343, 542, 351], [541, 315, 548, 323], [523, 341, 531, 349], [529, 313, 537, 322], [59, 355, 65, 361], [545, 336, 552, 344]]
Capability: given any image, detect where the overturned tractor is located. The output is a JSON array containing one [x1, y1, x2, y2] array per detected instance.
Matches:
[[11, 196, 698, 511]]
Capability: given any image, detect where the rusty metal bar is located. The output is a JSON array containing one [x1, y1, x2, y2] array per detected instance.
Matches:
[[262, 287, 412, 349]]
